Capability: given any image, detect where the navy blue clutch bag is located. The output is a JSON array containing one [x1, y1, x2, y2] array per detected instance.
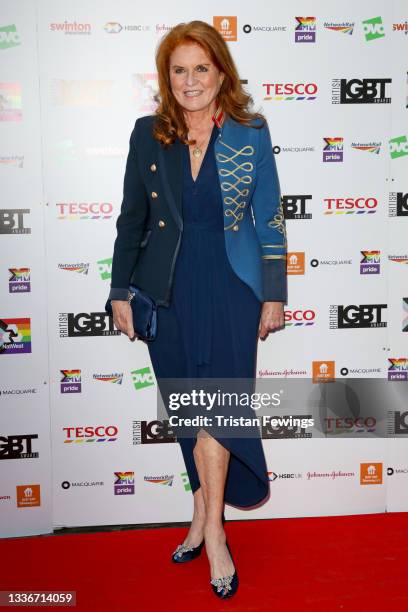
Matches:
[[105, 284, 157, 342]]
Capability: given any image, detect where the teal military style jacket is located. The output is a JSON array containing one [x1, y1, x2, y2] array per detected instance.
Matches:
[[109, 109, 287, 307]]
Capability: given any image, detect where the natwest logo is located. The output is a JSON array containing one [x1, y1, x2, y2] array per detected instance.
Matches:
[[63, 425, 118, 443], [262, 82, 318, 100], [324, 197, 377, 214], [56, 202, 113, 220]]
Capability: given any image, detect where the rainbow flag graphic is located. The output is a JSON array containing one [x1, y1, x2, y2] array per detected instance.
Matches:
[[0, 318, 31, 354]]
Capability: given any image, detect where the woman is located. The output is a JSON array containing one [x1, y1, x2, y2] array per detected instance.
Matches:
[[108, 20, 287, 599]]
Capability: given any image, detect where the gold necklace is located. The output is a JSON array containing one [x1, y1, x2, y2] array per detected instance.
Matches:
[[189, 126, 213, 158]]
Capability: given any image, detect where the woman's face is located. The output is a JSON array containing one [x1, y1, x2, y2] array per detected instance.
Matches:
[[169, 42, 224, 115]]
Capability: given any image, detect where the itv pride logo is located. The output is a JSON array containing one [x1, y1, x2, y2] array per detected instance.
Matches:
[[9, 268, 31, 293], [0, 318, 31, 354]]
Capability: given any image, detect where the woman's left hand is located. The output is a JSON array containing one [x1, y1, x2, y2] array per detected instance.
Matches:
[[258, 301, 285, 341]]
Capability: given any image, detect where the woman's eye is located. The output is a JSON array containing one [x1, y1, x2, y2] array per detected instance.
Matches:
[[174, 67, 184, 74], [196, 65, 208, 72]]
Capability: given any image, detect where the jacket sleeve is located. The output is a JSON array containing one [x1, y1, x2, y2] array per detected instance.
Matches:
[[250, 120, 287, 302], [109, 118, 149, 300]]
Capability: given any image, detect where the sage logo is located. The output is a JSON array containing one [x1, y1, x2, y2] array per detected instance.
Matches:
[[323, 137, 343, 162], [0, 209, 30, 234], [389, 192, 408, 217], [60, 370, 81, 393], [388, 358, 408, 381], [362, 16, 385, 41], [282, 195, 312, 219], [329, 304, 387, 329], [332, 78, 391, 104], [0, 24, 21, 49], [131, 366, 154, 390], [97, 257, 112, 281], [360, 251, 380, 274], [0, 434, 39, 459], [9, 268, 30, 292], [114, 471, 134, 495], [59, 312, 120, 337], [389, 136, 408, 159], [132, 420, 176, 445], [294, 17, 316, 43]]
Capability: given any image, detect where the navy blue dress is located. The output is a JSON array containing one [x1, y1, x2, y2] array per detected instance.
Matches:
[[147, 124, 269, 507]]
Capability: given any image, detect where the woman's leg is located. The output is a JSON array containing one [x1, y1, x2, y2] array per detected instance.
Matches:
[[193, 430, 235, 578], [182, 486, 206, 547]]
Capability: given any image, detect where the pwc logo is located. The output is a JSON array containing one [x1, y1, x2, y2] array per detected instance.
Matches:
[[324, 197, 378, 214]]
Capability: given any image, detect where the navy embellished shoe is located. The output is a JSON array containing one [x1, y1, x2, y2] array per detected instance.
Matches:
[[209, 541, 239, 599], [171, 539, 204, 563]]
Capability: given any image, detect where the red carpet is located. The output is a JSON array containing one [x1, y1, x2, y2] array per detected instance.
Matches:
[[1, 513, 407, 611]]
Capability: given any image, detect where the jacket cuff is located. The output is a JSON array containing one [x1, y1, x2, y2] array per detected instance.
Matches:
[[108, 287, 129, 301], [262, 258, 287, 302]]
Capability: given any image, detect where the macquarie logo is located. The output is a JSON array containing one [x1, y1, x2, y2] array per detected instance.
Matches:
[[9, 268, 30, 292], [97, 257, 112, 281], [388, 358, 408, 381], [114, 471, 134, 495], [0, 318, 31, 354], [323, 197, 377, 215], [284, 308, 316, 327], [323, 138, 343, 162], [60, 370, 81, 393], [362, 16, 385, 42], [132, 420, 176, 445], [263, 82, 317, 101], [389, 192, 408, 217], [58, 263, 89, 274], [59, 312, 120, 337], [282, 195, 312, 219], [0, 434, 39, 459], [360, 251, 380, 274], [331, 77, 391, 104], [0, 209, 30, 234], [56, 202, 113, 220], [131, 367, 154, 390], [329, 304, 387, 329], [294, 17, 316, 42], [389, 136, 408, 159], [0, 24, 21, 50], [63, 425, 118, 443], [310, 257, 352, 268]]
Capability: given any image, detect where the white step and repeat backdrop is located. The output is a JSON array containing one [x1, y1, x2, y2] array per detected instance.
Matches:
[[1, 0, 407, 538]]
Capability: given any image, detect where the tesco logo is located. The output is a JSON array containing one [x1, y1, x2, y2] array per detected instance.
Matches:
[[56, 202, 113, 219], [324, 197, 378, 213], [63, 425, 118, 442], [284, 309, 316, 325], [262, 82, 318, 97]]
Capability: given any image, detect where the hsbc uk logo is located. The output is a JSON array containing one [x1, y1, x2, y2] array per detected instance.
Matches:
[[332, 77, 391, 104], [329, 304, 387, 329]]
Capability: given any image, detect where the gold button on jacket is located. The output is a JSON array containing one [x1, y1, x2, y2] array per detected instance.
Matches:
[[158, 219, 166, 228], [150, 163, 157, 172], [232, 224, 239, 231], [151, 191, 158, 198]]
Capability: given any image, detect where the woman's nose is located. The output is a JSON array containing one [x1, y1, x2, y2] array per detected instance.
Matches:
[[184, 70, 198, 86]]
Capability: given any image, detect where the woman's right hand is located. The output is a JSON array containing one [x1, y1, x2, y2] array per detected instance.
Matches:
[[111, 300, 136, 340]]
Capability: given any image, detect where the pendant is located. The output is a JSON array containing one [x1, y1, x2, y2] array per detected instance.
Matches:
[[192, 146, 202, 158]]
